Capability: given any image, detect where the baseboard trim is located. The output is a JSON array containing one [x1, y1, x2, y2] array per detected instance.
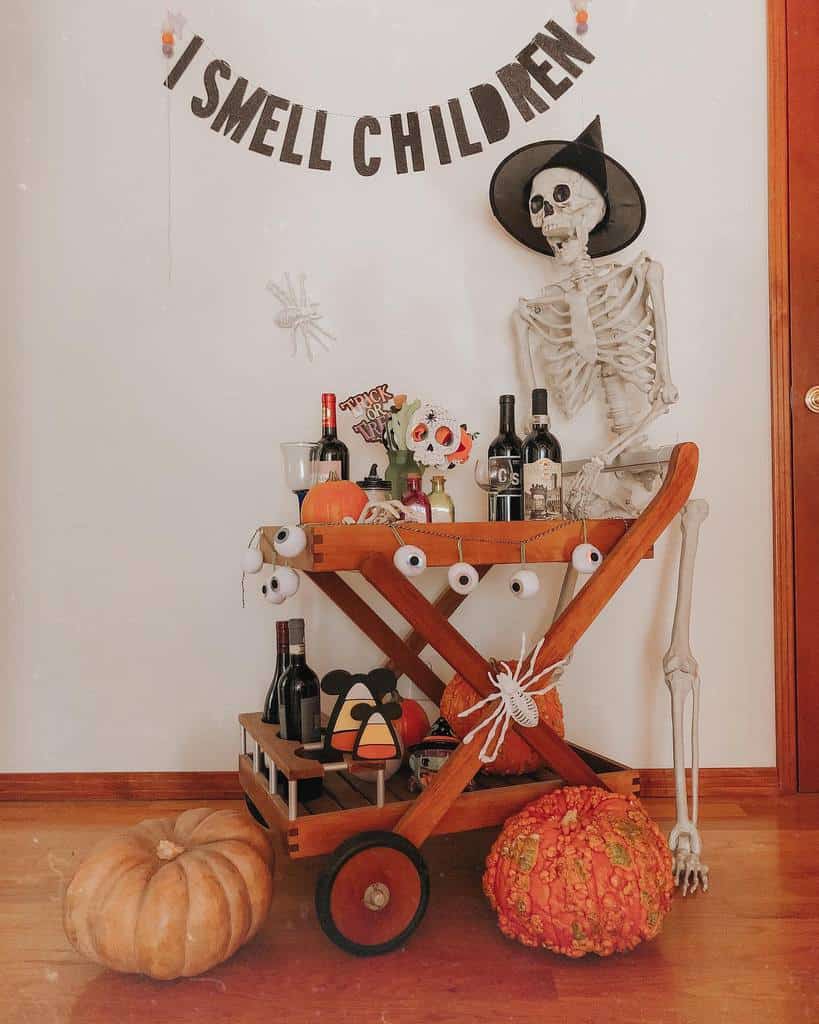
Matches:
[[0, 766, 780, 802], [0, 772, 243, 802], [637, 767, 779, 798]]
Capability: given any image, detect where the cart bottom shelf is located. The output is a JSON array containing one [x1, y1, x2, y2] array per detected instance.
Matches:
[[239, 744, 639, 859]]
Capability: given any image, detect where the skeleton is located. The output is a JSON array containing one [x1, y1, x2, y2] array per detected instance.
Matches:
[[511, 155, 708, 893], [513, 165, 678, 519], [266, 273, 335, 362]]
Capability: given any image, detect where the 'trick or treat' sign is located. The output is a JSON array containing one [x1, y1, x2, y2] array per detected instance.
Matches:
[[164, 19, 594, 176]]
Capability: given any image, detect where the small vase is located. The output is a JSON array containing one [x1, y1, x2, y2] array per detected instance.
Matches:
[[385, 450, 425, 502]]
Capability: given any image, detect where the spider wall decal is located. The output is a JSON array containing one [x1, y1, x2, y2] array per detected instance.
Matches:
[[458, 633, 567, 764], [266, 273, 335, 362]]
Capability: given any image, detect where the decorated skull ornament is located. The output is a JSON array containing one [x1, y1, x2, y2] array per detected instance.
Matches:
[[406, 404, 462, 468]]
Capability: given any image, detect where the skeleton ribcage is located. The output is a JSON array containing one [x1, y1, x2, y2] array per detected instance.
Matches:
[[519, 259, 657, 421]]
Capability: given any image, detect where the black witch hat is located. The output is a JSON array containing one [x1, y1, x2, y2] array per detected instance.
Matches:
[[489, 116, 646, 259]]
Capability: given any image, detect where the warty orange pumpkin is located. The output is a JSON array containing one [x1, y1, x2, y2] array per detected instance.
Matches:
[[63, 807, 274, 979], [483, 786, 673, 957]]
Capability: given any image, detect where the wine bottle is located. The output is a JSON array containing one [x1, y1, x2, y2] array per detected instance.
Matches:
[[488, 394, 523, 521], [277, 619, 321, 744], [522, 389, 563, 520], [261, 620, 289, 724], [314, 393, 349, 482]]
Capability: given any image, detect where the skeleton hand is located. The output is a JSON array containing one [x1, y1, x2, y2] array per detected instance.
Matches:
[[565, 455, 606, 518], [668, 824, 709, 896]]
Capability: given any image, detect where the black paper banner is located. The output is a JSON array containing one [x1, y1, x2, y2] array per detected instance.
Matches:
[[165, 19, 594, 177]]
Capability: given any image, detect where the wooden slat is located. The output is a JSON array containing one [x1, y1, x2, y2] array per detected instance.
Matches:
[[343, 770, 399, 805], [290, 768, 639, 859], [321, 771, 370, 810], [306, 571, 445, 703], [265, 519, 644, 572], [239, 714, 324, 780]]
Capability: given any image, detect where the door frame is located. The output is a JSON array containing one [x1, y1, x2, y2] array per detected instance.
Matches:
[[767, 0, 798, 794]]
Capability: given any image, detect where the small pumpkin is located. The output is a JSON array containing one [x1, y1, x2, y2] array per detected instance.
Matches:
[[440, 663, 564, 775], [483, 786, 673, 957], [301, 474, 368, 524], [63, 807, 274, 979]]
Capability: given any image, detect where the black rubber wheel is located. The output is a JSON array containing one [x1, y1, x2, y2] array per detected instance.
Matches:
[[244, 794, 269, 829], [315, 831, 429, 956]]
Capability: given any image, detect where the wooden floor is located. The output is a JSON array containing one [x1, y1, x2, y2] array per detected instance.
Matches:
[[2, 795, 818, 1024]]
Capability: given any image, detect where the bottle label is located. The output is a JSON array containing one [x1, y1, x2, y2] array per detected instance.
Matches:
[[321, 394, 337, 430], [314, 459, 342, 484], [523, 459, 563, 519], [489, 455, 521, 493], [299, 695, 321, 743], [288, 643, 305, 656], [430, 505, 453, 523]]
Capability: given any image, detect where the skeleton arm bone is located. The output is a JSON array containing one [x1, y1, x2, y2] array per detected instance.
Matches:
[[513, 307, 544, 390], [646, 259, 678, 405]]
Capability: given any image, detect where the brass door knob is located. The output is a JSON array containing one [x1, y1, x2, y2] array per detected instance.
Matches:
[[806, 386, 819, 413]]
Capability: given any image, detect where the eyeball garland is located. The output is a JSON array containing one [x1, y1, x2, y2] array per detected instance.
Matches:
[[268, 566, 301, 598], [509, 569, 540, 600], [273, 525, 307, 558], [260, 578, 287, 605], [572, 542, 603, 574], [393, 545, 427, 577], [448, 562, 479, 595]]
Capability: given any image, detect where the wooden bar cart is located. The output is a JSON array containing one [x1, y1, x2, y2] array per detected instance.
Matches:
[[239, 442, 698, 956]]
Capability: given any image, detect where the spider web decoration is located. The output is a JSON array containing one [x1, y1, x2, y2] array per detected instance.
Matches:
[[266, 273, 335, 363]]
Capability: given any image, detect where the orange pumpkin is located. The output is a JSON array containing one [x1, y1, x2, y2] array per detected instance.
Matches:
[[440, 663, 564, 775], [302, 475, 368, 524], [483, 786, 673, 957], [63, 808, 274, 979]]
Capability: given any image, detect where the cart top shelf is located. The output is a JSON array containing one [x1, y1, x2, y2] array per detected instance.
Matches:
[[260, 518, 649, 573]]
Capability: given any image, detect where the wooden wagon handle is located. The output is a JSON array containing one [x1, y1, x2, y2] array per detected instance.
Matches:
[[362, 442, 699, 848]]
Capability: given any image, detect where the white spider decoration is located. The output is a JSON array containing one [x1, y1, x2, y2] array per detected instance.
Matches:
[[266, 273, 335, 362], [458, 634, 567, 764]]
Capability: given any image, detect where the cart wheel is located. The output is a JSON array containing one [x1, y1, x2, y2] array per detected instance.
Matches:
[[244, 794, 269, 829], [315, 831, 429, 956]]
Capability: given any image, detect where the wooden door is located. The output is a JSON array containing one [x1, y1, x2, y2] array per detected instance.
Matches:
[[770, 0, 819, 792]]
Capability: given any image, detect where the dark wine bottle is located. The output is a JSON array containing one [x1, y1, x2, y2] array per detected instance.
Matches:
[[261, 620, 289, 724], [314, 392, 349, 482], [277, 619, 321, 744], [488, 394, 523, 521], [522, 389, 563, 520]]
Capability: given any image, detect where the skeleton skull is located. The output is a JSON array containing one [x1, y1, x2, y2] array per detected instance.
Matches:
[[406, 404, 461, 468], [529, 167, 606, 262]]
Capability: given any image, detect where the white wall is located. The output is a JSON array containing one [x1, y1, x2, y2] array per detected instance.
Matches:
[[1, 0, 774, 772]]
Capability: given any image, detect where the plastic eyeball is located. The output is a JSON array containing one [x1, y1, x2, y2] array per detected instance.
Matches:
[[260, 578, 287, 605], [273, 525, 307, 558], [393, 545, 427, 577], [241, 548, 264, 574], [267, 566, 300, 598], [572, 543, 603, 574], [448, 562, 479, 595], [509, 569, 540, 600]]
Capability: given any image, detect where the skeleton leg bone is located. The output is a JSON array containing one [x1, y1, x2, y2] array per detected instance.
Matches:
[[664, 499, 709, 895]]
